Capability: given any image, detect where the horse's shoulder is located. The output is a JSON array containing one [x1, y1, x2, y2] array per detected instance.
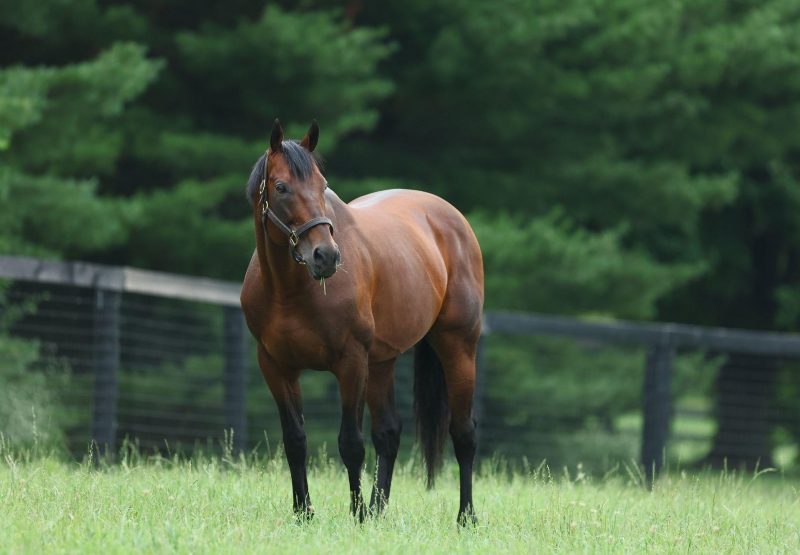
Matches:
[[240, 251, 267, 336]]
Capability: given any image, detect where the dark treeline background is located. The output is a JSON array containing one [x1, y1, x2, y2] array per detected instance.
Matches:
[[2, 0, 800, 467]]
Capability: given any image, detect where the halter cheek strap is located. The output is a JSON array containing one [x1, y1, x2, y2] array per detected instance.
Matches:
[[258, 154, 334, 256]]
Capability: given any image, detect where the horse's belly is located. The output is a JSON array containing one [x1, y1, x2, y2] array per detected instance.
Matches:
[[369, 307, 437, 361], [368, 258, 445, 361]]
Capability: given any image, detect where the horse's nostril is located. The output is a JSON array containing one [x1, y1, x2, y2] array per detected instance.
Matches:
[[313, 247, 325, 264]]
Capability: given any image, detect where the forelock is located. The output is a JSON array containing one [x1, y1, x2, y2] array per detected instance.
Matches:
[[280, 140, 318, 180], [245, 141, 322, 205]]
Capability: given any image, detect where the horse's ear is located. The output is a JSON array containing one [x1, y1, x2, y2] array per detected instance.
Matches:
[[270, 119, 284, 153], [300, 120, 319, 152]]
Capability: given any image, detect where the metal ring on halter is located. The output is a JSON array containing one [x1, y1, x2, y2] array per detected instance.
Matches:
[[260, 179, 268, 217]]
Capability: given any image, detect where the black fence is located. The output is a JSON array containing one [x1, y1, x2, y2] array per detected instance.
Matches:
[[1, 255, 798, 477]]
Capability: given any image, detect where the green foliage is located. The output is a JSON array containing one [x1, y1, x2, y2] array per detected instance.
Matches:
[[0, 334, 68, 451], [0, 41, 161, 256], [124, 177, 251, 277], [0, 289, 69, 452], [471, 212, 698, 318], [0, 42, 162, 175], [0, 0, 147, 44], [173, 6, 393, 144], [483, 335, 722, 469], [0, 169, 128, 256]]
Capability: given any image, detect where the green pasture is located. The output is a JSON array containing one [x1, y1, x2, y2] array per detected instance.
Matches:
[[1, 446, 797, 554]]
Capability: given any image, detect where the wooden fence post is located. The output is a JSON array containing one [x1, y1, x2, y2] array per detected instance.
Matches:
[[223, 306, 248, 454], [641, 342, 674, 486], [92, 288, 121, 459]]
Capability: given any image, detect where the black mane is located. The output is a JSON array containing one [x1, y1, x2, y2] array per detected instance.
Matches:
[[246, 141, 322, 205]]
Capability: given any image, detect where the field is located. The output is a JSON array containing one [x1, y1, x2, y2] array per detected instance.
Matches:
[[1, 449, 798, 554]]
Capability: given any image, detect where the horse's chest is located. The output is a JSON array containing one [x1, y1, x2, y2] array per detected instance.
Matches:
[[259, 310, 340, 370]]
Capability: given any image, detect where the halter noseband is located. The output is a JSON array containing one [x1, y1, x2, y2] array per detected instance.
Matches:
[[258, 152, 334, 258]]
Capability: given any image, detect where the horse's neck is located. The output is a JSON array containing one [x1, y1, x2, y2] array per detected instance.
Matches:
[[254, 215, 305, 297]]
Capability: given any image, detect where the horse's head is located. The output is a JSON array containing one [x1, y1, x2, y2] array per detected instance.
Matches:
[[253, 119, 340, 280]]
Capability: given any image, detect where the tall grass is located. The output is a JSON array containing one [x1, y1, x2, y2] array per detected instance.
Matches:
[[1, 440, 798, 554]]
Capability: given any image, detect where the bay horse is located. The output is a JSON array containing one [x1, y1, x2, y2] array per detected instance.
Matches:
[[240, 119, 484, 525]]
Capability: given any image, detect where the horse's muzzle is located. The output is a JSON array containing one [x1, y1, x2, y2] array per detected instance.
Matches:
[[310, 245, 340, 279]]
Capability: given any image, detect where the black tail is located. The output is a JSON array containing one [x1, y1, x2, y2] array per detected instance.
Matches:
[[414, 337, 449, 489]]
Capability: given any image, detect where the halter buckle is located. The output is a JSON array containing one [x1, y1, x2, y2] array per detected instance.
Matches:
[[289, 231, 299, 247], [259, 180, 269, 217]]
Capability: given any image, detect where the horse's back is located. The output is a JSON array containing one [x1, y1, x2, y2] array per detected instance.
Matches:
[[350, 189, 478, 250]]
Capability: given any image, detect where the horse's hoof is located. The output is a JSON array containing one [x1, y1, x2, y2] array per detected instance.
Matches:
[[294, 505, 315, 524], [368, 506, 386, 518], [368, 497, 387, 517], [352, 503, 367, 524], [457, 509, 478, 527]]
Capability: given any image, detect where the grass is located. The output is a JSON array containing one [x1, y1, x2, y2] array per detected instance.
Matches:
[[1, 447, 798, 554]]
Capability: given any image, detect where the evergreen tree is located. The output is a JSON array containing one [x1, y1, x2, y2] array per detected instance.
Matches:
[[0, 42, 161, 255]]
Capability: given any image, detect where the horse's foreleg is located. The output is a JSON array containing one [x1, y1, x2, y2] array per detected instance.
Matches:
[[334, 347, 368, 522], [366, 358, 402, 515], [258, 347, 313, 520]]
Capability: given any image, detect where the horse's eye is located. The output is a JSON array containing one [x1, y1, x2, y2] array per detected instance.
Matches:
[[275, 183, 287, 194]]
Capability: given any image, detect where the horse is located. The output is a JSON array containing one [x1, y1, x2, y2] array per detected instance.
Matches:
[[240, 119, 484, 525]]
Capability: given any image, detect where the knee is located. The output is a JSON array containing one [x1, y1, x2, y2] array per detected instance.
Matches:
[[372, 418, 402, 458]]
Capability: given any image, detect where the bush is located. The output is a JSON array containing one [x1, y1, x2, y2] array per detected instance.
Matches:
[[0, 289, 71, 453], [0, 333, 70, 452]]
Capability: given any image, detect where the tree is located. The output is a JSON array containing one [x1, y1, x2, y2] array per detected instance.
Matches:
[[0, 42, 161, 256]]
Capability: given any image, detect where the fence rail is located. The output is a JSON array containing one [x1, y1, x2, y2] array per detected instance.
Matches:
[[2, 254, 798, 479], [0, 255, 240, 306], [486, 311, 800, 356]]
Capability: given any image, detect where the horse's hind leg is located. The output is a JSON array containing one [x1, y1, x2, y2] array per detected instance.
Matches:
[[258, 346, 313, 520], [428, 327, 479, 526], [366, 358, 402, 515]]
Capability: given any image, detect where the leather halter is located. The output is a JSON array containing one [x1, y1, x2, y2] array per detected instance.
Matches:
[[258, 152, 334, 261]]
